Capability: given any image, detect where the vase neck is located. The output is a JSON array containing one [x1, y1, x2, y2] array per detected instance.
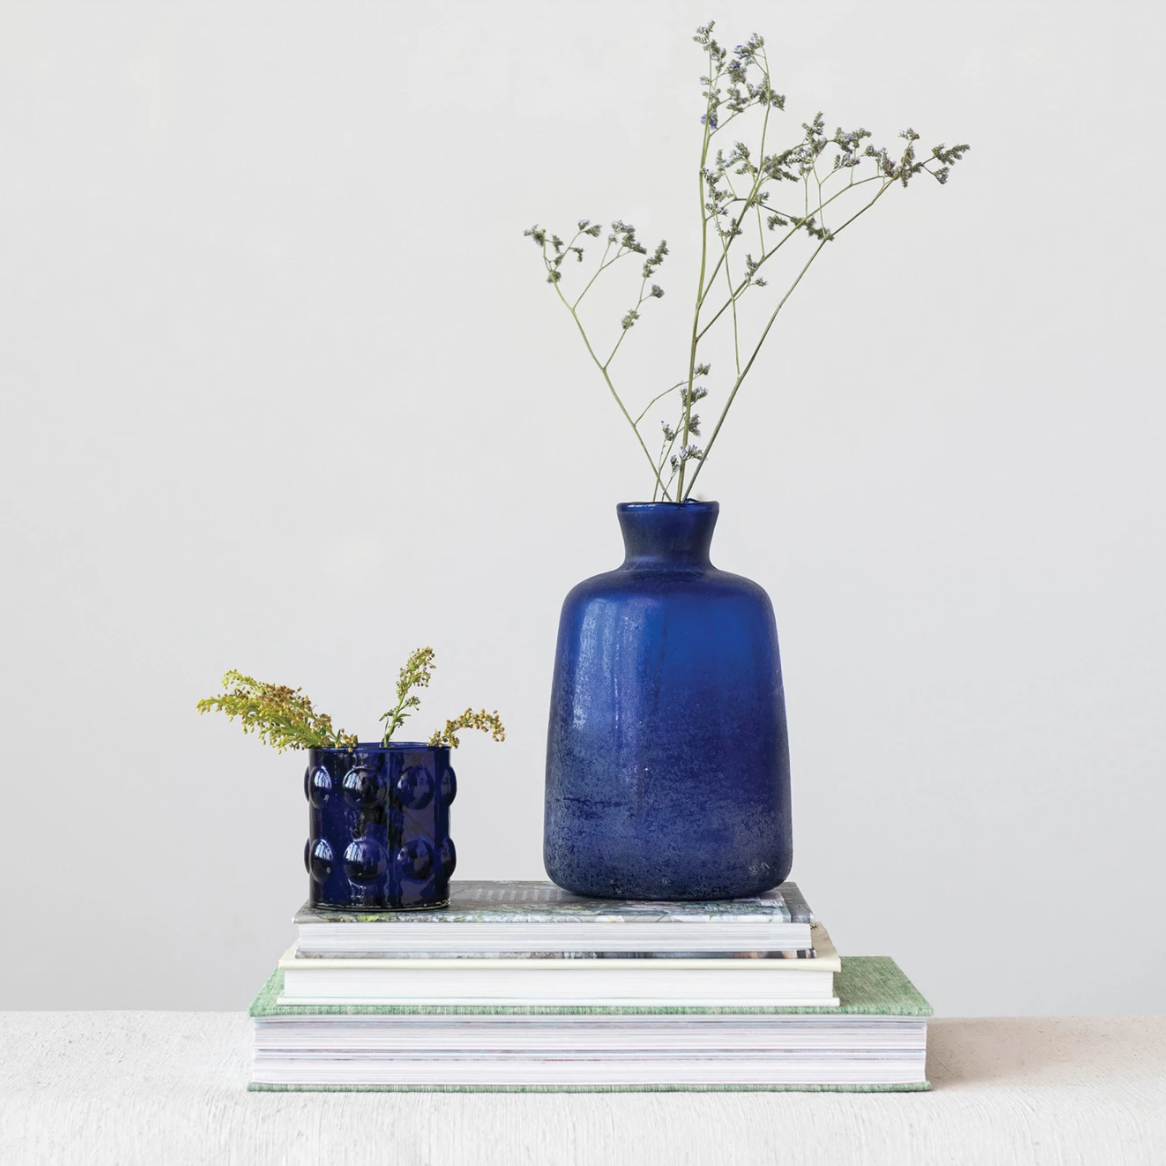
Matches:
[[617, 502, 718, 568]]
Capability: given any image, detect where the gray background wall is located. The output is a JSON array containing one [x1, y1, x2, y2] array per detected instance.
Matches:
[[2, 0, 1163, 1015]]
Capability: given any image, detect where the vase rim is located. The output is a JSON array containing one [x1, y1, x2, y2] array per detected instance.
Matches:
[[309, 741, 442, 753], [617, 500, 719, 511]]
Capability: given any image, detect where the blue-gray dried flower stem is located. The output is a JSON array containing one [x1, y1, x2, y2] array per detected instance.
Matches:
[[526, 20, 968, 500]]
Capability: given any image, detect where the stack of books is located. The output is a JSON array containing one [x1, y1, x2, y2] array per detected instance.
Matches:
[[249, 880, 931, 1091]]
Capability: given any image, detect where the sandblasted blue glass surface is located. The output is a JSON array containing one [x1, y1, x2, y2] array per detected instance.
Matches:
[[544, 502, 792, 900]]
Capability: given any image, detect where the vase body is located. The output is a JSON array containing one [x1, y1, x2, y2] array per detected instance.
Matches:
[[544, 501, 791, 900], [304, 742, 456, 910]]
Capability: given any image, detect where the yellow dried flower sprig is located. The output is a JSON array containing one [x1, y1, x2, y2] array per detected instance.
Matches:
[[197, 650, 505, 753], [196, 670, 358, 752], [429, 708, 506, 749], [379, 646, 436, 745]]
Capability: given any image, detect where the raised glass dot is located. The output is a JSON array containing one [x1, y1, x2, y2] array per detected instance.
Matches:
[[440, 767, 457, 806], [439, 836, 457, 877], [308, 838, 334, 883], [343, 838, 387, 884], [395, 766, 434, 811], [342, 766, 385, 809], [395, 838, 434, 883], [307, 767, 333, 808]]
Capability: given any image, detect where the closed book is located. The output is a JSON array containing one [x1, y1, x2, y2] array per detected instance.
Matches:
[[250, 955, 929, 1091], [294, 880, 815, 958], [277, 923, 839, 1007]]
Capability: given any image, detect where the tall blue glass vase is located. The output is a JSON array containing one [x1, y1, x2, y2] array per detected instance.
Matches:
[[544, 501, 792, 900]]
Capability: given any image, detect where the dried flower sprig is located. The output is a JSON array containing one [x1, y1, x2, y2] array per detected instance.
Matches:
[[429, 708, 507, 749], [198, 649, 505, 753], [524, 220, 672, 495], [526, 20, 969, 500], [378, 646, 436, 745], [196, 671, 357, 752]]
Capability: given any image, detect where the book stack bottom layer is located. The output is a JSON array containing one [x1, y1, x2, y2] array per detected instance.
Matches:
[[249, 957, 932, 1091]]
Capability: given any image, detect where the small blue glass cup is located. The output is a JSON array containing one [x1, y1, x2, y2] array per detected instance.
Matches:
[[304, 743, 456, 910]]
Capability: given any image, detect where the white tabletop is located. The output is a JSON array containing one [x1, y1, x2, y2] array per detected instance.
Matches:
[[1, 1012, 1163, 1165]]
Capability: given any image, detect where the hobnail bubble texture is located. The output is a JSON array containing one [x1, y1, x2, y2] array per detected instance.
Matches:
[[305, 744, 453, 910]]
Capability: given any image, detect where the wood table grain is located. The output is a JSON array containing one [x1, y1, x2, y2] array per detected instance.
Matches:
[[1, 1013, 1163, 1164]]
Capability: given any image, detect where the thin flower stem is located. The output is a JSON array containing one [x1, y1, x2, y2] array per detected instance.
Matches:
[[604, 276, 649, 368], [698, 80, 772, 309], [696, 172, 882, 331], [710, 171, 744, 379], [635, 381, 688, 426], [547, 258, 673, 500], [719, 225, 742, 379], [682, 182, 891, 498], [695, 176, 883, 343], [571, 240, 645, 310], [677, 46, 719, 501], [652, 428, 681, 501], [683, 238, 827, 500]]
